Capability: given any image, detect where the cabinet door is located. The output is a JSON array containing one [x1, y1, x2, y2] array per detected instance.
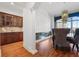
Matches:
[[13, 33, 19, 42], [18, 32, 23, 41], [20, 17, 23, 27], [6, 33, 17, 44], [0, 12, 23, 27], [1, 33, 7, 45], [16, 17, 20, 27], [0, 34, 1, 46], [12, 16, 17, 27], [5, 15, 12, 27], [15, 17, 23, 27], [6, 33, 12, 44], [0, 14, 5, 27], [18, 17, 23, 27]]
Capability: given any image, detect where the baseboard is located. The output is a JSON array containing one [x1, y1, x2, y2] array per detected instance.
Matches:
[[23, 45, 38, 55]]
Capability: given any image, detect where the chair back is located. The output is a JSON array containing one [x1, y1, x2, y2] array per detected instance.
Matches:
[[74, 28, 79, 44], [54, 28, 70, 48]]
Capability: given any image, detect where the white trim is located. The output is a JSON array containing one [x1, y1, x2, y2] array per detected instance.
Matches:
[[23, 44, 38, 55], [36, 35, 53, 43]]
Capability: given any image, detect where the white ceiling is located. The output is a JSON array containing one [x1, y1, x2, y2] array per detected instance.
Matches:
[[0, 2, 26, 16], [0, 2, 79, 17], [0, 2, 26, 10], [38, 2, 79, 16]]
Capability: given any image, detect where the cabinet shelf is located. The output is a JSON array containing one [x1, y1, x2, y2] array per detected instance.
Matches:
[[0, 12, 23, 27]]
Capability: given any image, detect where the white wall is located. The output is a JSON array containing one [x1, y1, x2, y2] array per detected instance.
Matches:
[[23, 3, 55, 54], [51, 16, 54, 29], [23, 8, 37, 54], [35, 8, 51, 33]]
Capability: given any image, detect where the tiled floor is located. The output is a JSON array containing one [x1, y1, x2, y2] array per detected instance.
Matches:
[[1, 38, 79, 57]]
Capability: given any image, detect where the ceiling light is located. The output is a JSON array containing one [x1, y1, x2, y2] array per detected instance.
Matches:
[[49, 2, 52, 4], [61, 10, 68, 23], [10, 2, 14, 5]]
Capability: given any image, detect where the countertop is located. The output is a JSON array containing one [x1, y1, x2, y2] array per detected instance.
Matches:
[[0, 27, 23, 33]]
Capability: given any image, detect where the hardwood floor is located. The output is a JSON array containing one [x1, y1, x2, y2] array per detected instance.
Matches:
[[0, 46, 1, 56], [1, 37, 79, 57], [35, 38, 79, 57], [1, 42, 32, 57]]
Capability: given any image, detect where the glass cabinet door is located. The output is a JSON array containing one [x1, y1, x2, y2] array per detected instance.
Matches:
[[5, 15, 12, 27], [0, 12, 23, 27], [0, 14, 5, 27]]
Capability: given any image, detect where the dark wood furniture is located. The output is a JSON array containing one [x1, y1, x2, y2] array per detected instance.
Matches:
[[0, 12, 23, 46], [72, 29, 79, 52], [0, 32, 23, 46], [0, 12, 23, 27], [53, 28, 70, 51]]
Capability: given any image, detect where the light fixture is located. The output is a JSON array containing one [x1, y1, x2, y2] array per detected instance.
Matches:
[[10, 2, 14, 5], [61, 10, 68, 23], [49, 2, 52, 4]]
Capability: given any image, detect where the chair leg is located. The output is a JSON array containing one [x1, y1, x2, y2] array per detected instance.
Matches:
[[72, 44, 75, 51], [76, 44, 78, 52], [74, 44, 79, 56]]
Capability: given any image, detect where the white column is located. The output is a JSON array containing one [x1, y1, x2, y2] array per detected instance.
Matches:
[[23, 8, 37, 54], [51, 16, 54, 29]]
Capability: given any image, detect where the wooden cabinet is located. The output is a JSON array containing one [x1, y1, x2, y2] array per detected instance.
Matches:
[[0, 12, 23, 27], [0, 12, 12, 27], [16, 17, 23, 27], [12, 16, 17, 27], [5, 15, 12, 26], [0, 32, 23, 46], [0, 34, 1, 46], [0, 13, 5, 27], [18, 32, 23, 41], [12, 16, 23, 27], [0, 33, 7, 45]]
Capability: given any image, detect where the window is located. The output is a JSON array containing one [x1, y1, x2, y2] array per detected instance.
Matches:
[[72, 21, 79, 28], [56, 16, 79, 28], [66, 21, 71, 28]]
